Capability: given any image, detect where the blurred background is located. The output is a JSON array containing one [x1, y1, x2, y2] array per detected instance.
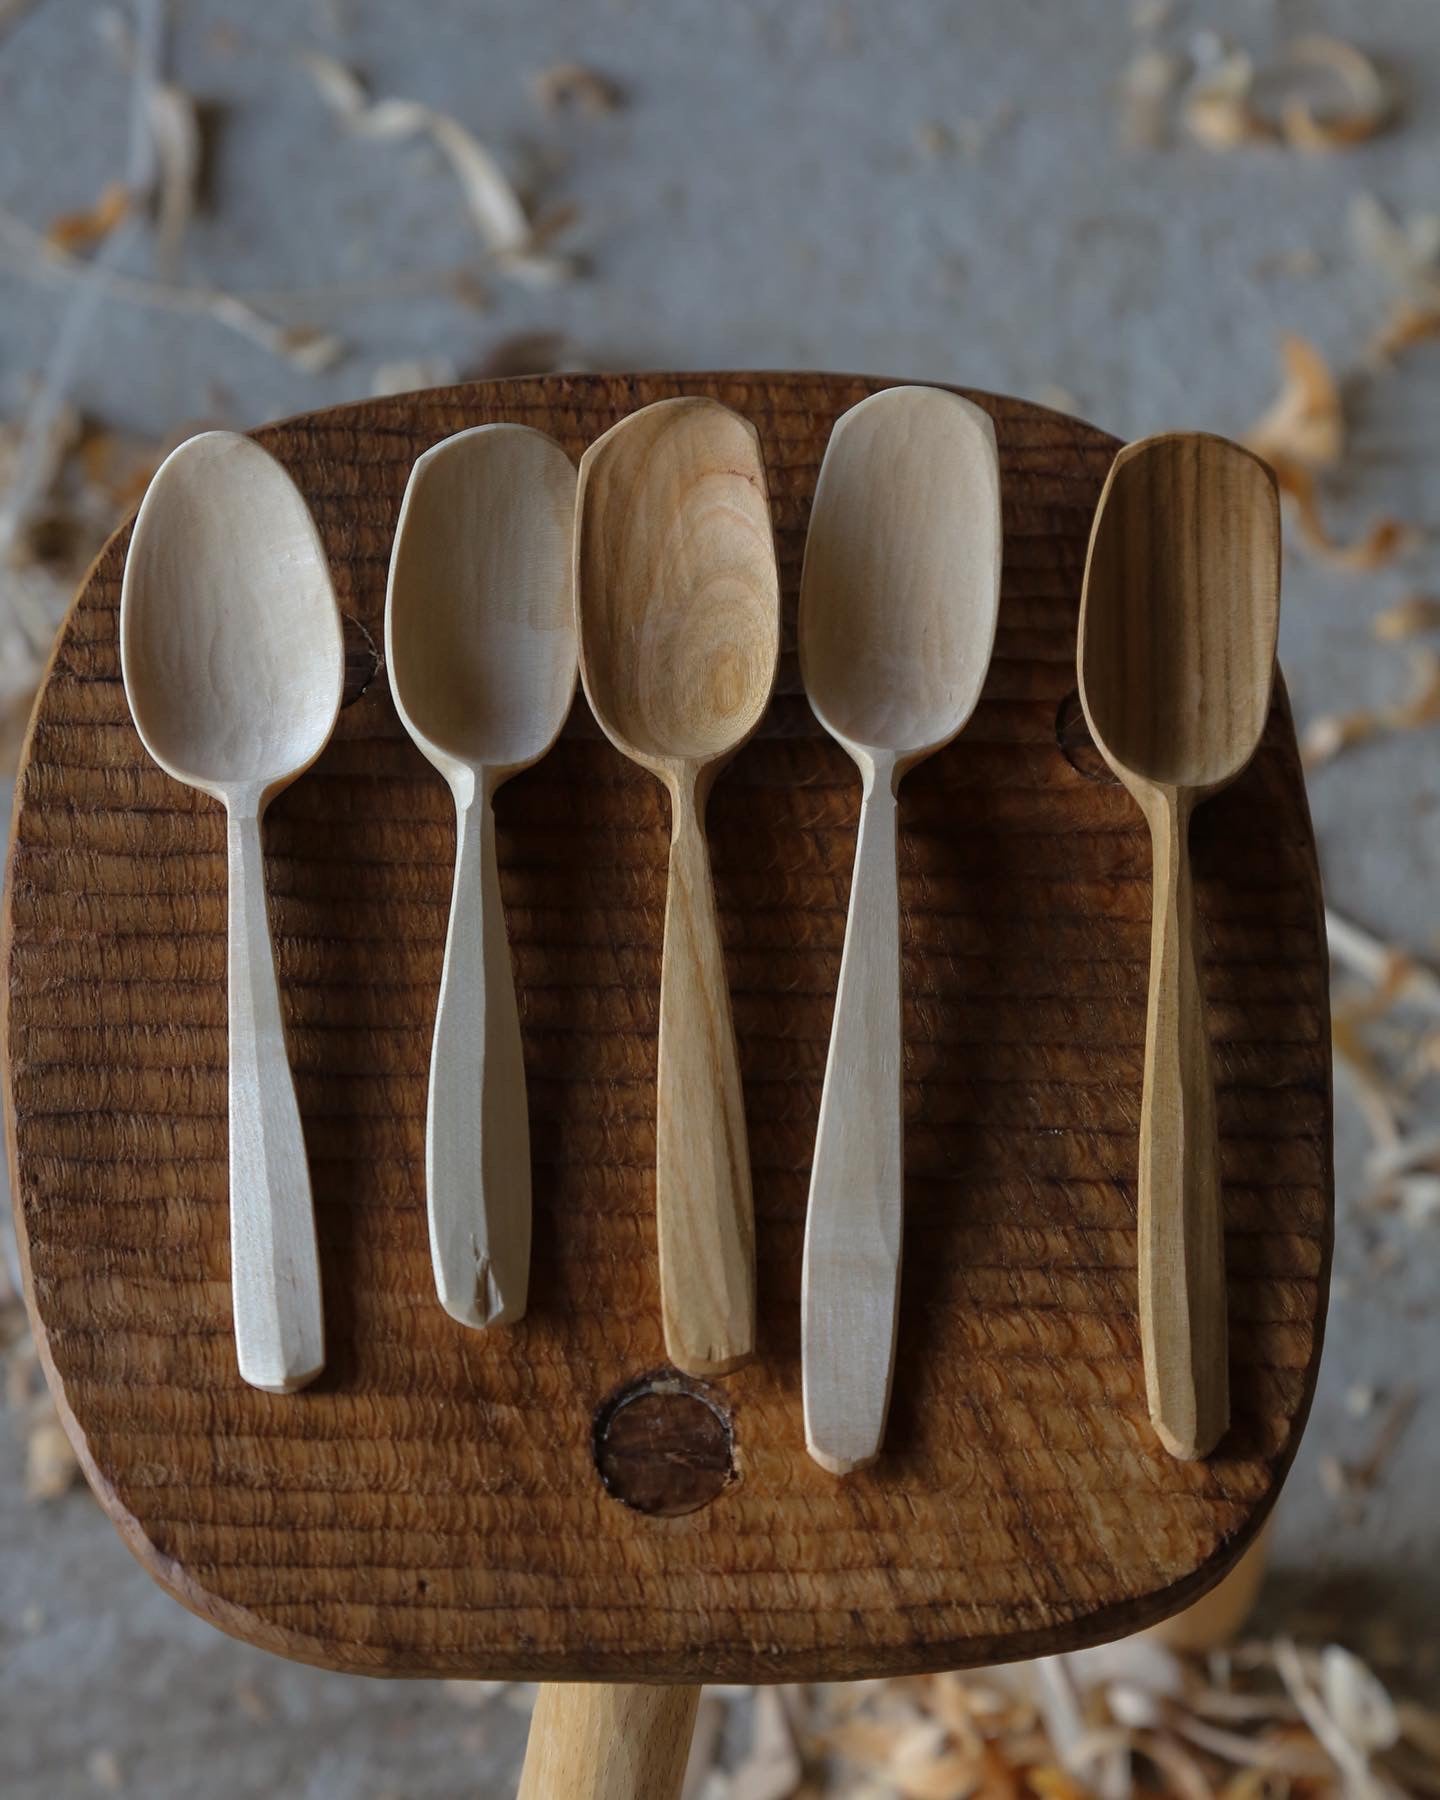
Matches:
[[2, 0, 1438, 1794]]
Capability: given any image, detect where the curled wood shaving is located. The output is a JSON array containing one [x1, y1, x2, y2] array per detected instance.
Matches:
[[1374, 595, 1440, 641], [148, 80, 202, 262], [1371, 300, 1440, 364], [532, 62, 625, 116], [1284, 468, 1412, 570], [1278, 36, 1396, 152], [1182, 35, 1395, 152], [0, 206, 346, 372], [1247, 333, 1342, 470], [1183, 49, 1271, 149], [1246, 336, 1413, 572], [789, 1635, 1440, 1799], [1304, 651, 1440, 768], [299, 52, 576, 284], [44, 181, 132, 252]]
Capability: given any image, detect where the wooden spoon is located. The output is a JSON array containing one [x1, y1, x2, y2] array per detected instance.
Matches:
[[799, 385, 1002, 1475], [120, 431, 343, 1393], [575, 397, 780, 1376], [1078, 431, 1281, 1460], [386, 424, 577, 1329]]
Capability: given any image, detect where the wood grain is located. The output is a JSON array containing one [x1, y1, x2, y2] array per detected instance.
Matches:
[[385, 424, 578, 1328], [576, 398, 780, 1377], [120, 431, 344, 1393], [1079, 433, 1283, 1460], [519, 1685, 701, 1799], [3, 374, 1331, 1684], [799, 387, 1002, 1474]]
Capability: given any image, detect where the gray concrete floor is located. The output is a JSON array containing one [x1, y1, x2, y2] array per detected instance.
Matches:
[[2, 0, 1439, 1793]]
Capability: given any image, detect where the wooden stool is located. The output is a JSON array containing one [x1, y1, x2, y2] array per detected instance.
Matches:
[[2, 374, 1331, 1796]]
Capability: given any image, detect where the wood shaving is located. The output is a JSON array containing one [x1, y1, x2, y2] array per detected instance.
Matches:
[[148, 80, 202, 263], [1245, 336, 1414, 572], [299, 52, 577, 284], [1277, 36, 1397, 152], [741, 1639, 1440, 1799], [0, 206, 346, 372], [532, 62, 625, 116], [1370, 299, 1440, 364], [1374, 595, 1440, 641], [1183, 35, 1395, 152], [1349, 192, 1440, 300], [1278, 462, 1413, 571], [1246, 333, 1343, 470], [45, 181, 132, 252], [1306, 651, 1440, 768]]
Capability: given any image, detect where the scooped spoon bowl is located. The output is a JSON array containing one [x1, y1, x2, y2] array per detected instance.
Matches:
[[121, 430, 344, 1392], [576, 396, 780, 1375], [1079, 430, 1281, 1460], [386, 423, 577, 1329], [798, 385, 1002, 1474]]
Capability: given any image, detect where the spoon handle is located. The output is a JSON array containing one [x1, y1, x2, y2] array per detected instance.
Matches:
[[802, 774, 902, 1475], [655, 784, 755, 1375], [425, 788, 531, 1328], [1139, 788, 1229, 1460], [225, 806, 324, 1393]]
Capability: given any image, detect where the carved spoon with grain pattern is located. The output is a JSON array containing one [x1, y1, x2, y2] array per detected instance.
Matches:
[[386, 424, 578, 1329], [575, 397, 780, 1377], [798, 385, 1002, 1475], [1078, 431, 1281, 1460], [121, 431, 344, 1394]]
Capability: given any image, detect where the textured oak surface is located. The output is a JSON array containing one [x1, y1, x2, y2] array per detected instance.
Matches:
[[2, 372, 1332, 1684]]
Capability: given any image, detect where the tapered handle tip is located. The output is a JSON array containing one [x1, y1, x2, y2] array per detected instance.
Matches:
[[434, 1252, 528, 1330], [666, 1337, 753, 1379], [238, 1345, 324, 1395], [1150, 1381, 1228, 1462], [805, 1436, 880, 1479]]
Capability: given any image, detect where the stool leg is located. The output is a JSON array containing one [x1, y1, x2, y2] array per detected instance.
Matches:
[[519, 1682, 701, 1800]]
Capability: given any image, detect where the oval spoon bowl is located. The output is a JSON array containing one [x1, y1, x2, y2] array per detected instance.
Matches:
[[120, 429, 343, 1393]]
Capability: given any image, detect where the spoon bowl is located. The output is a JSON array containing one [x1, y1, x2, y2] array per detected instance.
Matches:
[[388, 424, 577, 780], [120, 430, 343, 1393], [797, 386, 1002, 1475], [123, 432, 342, 801], [576, 396, 780, 1375], [1078, 431, 1281, 1462], [577, 398, 777, 778], [802, 386, 1001, 765], [386, 423, 578, 1329], [1080, 432, 1280, 794]]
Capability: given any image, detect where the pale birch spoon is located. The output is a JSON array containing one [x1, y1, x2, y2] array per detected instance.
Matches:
[[386, 424, 577, 1329], [576, 397, 780, 1375], [120, 431, 343, 1393], [799, 386, 1001, 1475], [1079, 431, 1280, 1460]]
